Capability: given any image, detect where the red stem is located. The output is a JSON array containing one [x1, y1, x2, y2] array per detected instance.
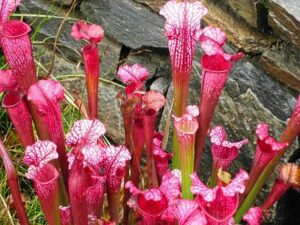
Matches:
[[69, 157, 88, 225], [172, 71, 191, 169], [280, 95, 300, 144], [0, 139, 30, 225], [27, 81, 69, 188], [240, 146, 278, 204], [195, 55, 232, 171], [82, 44, 100, 119], [121, 107, 134, 225], [121, 103, 135, 150], [2, 91, 35, 147], [131, 115, 145, 186], [143, 108, 158, 187], [34, 164, 61, 225], [262, 179, 289, 210], [173, 71, 190, 117]]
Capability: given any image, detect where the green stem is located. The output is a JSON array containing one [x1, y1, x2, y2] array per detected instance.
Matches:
[[209, 163, 218, 188], [172, 132, 180, 169], [179, 137, 195, 199], [57, 174, 69, 206], [239, 162, 264, 205], [0, 140, 30, 225], [234, 152, 284, 223], [172, 73, 191, 169], [234, 123, 296, 223]]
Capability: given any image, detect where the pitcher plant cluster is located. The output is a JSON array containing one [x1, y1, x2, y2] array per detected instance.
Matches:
[[0, 0, 299, 225]]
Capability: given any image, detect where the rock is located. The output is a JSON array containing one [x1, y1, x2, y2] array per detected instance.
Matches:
[[261, 43, 300, 92], [133, 0, 270, 51], [133, 0, 167, 12], [19, 0, 121, 80], [133, 0, 270, 50], [202, 0, 276, 52], [160, 46, 298, 181], [99, 82, 125, 143], [125, 48, 171, 80], [224, 0, 268, 30], [269, 0, 300, 49], [33, 45, 84, 81], [150, 77, 170, 94], [53, 0, 72, 6], [80, 0, 166, 49], [62, 77, 125, 143], [225, 0, 257, 27]]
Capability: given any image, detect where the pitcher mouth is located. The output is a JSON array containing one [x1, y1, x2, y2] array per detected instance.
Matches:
[[0, 20, 31, 38], [201, 54, 233, 73], [34, 164, 59, 186], [2, 91, 22, 108], [197, 194, 239, 223]]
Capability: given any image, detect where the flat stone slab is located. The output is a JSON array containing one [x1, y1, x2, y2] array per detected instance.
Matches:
[[269, 0, 300, 49], [202, 0, 276, 53], [53, 0, 72, 6], [261, 44, 300, 92], [19, 0, 121, 81], [224, 0, 269, 30], [150, 77, 170, 94], [134, 0, 167, 12], [80, 0, 167, 49], [125, 48, 170, 80]]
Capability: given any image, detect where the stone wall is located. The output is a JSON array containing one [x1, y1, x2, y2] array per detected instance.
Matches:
[[207, 0, 300, 93], [135, 0, 300, 92], [18, 0, 299, 224]]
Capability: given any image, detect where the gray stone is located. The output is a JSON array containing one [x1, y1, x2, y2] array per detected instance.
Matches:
[[269, 0, 300, 49], [225, 0, 258, 28], [125, 49, 171, 80], [99, 81, 125, 143], [62, 78, 125, 143], [80, 0, 166, 49], [19, 0, 121, 80], [133, 0, 167, 12], [202, 0, 276, 53], [261, 43, 300, 92], [33, 45, 83, 77], [134, 0, 270, 50], [225, 59, 296, 121], [224, 0, 268, 30], [53, 0, 72, 6], [150, 77, 170, 94]]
